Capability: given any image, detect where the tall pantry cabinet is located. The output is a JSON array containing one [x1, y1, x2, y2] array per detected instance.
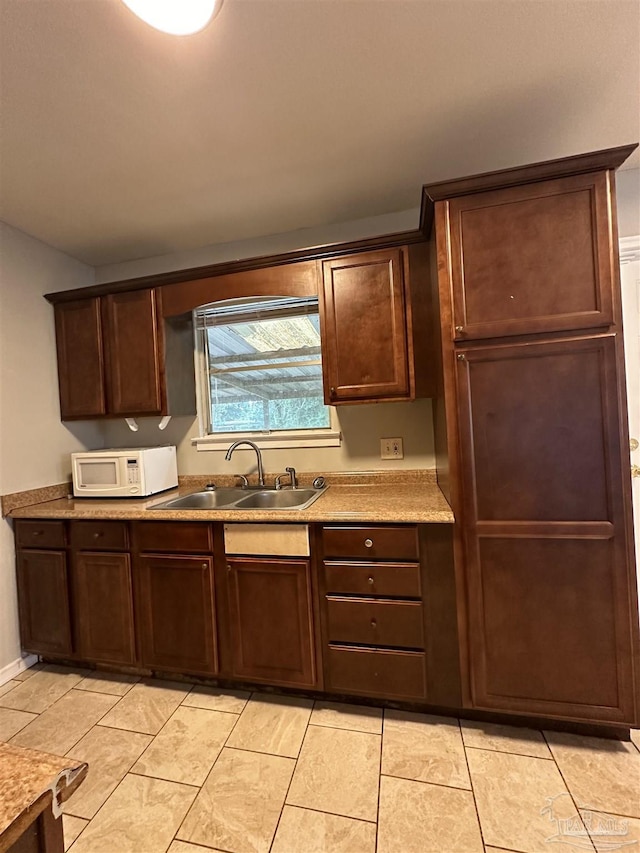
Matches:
[[426, 145, 640, 725]]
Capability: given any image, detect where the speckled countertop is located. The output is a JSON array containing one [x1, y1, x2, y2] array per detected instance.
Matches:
[[7, 471, 454, 524], [0, 743, 86, 851]]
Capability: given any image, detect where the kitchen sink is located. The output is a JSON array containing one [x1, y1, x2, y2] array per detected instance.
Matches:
[[233, 488, 323, 510], [150, 486, 326, 511]]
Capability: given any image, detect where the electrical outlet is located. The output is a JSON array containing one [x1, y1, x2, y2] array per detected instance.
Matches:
[[380, 437, 404, 459]]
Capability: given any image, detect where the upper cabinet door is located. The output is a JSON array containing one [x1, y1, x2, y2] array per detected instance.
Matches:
[[55, 298, 106, 419], [102, 289, 164, 415], [446, 172, 616, 340], [320, 248, 410, 403]]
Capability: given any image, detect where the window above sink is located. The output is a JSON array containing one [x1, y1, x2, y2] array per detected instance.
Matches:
[[193, 296, 341, 451]]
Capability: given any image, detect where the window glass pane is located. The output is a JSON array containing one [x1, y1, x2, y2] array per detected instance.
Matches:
[[199, 297, 330, 434]]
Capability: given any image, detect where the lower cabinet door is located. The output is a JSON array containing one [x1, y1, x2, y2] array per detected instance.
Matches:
[[227, 557, 316, 687], [74, 552, 135, 664], [16, 550, 73, 656], [136, 555, 217, 675]]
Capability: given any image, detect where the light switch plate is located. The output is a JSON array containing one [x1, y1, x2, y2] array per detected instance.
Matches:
[[380, 437, 404, 459]]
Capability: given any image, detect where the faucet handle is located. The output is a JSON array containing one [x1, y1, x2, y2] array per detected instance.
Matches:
[[285, 467, 298, 488], [233, 474, 249, 488]]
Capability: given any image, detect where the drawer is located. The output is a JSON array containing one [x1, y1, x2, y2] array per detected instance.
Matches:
[[326, 645, 426, 700], [15, 520, 66, 549], [224, 524, 309, 557], [70, 521, 129, 551], [326, 597, 424, 649], [322, 525, 419, 561], [134, 521, 213, 553], [324, 561, 421, 597]]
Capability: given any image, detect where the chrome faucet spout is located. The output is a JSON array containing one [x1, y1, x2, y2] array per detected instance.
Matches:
[[224, 440, 265, 487]]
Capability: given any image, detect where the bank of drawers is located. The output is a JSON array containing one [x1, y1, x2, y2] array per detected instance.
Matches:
[[322, 524, 426, 701]]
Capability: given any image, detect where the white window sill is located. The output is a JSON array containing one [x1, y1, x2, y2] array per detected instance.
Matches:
[[193, 430, 342, 451]]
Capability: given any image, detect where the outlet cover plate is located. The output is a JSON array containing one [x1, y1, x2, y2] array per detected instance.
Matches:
[[380, 437, 404, 459]]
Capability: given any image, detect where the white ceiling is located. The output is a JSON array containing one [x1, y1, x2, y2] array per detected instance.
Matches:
[[1, 0, 639, 267]]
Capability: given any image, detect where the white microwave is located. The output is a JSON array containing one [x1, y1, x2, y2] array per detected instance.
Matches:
[[71, 446, 178, 498]]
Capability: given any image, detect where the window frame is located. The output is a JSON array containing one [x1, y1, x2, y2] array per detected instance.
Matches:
[[191, 299, 342, 452]]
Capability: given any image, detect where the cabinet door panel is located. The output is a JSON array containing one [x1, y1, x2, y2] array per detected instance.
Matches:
[[457, 336, 619, 522], [16, 550, 72, 655], [456, 334, 637, 722], [103, 289, 164, 415], [470, 536, 634, 721], [227, 558, 316, 687], [74, 552, 135, 664], [448, 172, 615, 339], [320, 248, 410, 402], [136, 555, 217, 675], [55, 298, 106, 419]]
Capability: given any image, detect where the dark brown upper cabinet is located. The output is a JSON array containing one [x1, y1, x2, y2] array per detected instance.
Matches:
[[319, 245, 433, 404], [55, 297, 106, 419], [445, 171, 616, 341], [54, 287, 195, 420], [102, 289, 164, 415]]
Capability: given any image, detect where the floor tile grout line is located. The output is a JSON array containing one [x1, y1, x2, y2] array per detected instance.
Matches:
[[127, 768, 202, 789], [267, 697, 316, 852], [463, 743, 553, 760], [375, 707, 386, 853], [540, 731, 598, 853], [456, 717, 487, 852], [378, 770, 472, 793], [168, 692, 253, 848]]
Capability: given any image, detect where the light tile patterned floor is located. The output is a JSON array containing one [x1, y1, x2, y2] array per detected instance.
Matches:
[[1, 663, 639, 853]]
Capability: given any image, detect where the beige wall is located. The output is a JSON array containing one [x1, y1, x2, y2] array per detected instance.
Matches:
[[0, 222, 102, 674], [99, 208, 435, 474], [616, 168, 640, 238]]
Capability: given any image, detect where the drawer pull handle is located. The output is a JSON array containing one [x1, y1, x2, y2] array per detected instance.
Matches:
[[202, 562, 208, 570], [32, 531, 42, 536], [364, 538, 373, 548], [93, 532, 102, 539], [371, 618, 377, 628], [368, 576, 374, 585]]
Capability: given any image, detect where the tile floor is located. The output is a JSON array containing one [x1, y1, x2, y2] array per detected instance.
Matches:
[[1, 663, 639, 853]]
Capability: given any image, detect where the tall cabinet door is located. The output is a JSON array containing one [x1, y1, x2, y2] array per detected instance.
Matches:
[[54, 298, 106, 419], [73, 552, 135, 664], [447, 172, 616, 341], [319, 248, 410, 402], [135, 555, 217, 675], [455, 334, 637, 723], [102, 289, 164, 415], [227, 557, 317, 687]]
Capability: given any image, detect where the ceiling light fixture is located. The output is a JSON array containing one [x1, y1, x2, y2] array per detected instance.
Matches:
[[121, 0, 223, 36]]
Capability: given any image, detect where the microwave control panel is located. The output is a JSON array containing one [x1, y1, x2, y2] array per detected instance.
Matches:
[[126, 459, 140, 484]]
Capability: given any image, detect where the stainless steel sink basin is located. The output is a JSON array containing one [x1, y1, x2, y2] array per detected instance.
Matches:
[[150, 487, 326, 511], [150, 488, 247, 510], [233, 488, 324, 510]]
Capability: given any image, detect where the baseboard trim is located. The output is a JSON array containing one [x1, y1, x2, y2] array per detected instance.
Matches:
[[0, 654, 39, 686]]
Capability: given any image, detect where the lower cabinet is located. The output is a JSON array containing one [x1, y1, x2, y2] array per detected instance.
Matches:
[[135, 554, 217, 675], [73, 552, 135, 665], [226, 557, 317, 688], [16, 549, 73, 657]]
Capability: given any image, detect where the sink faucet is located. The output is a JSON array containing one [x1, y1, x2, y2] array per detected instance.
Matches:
[[275, 467, 298, 490], [224, 440, 265, 487]]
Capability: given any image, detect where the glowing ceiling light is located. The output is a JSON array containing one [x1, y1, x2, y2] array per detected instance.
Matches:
[[121, 0, 223, 36]]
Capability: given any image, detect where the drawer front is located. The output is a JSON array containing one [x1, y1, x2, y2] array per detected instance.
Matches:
[[326, 645, 426, 700], [322, 525, 419, 561], [326, 598, 424, 649], [70, 521, 129, 551], [134, 521, 213, 553], [324, 561, 421, 597], [15, 520, 66, 549]]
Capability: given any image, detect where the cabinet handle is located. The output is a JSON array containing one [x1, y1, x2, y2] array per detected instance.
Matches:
[[455, 325, 464, 333], [202, 562, 207, 570], [457, 353, 466, 361], [93, 532, 102, 539], [32, 530, 42, 537], [371, 618, 377, 628], [330, 386, 336, 397], [367, 576, 374, 585], [364, 538, 373, 548]]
